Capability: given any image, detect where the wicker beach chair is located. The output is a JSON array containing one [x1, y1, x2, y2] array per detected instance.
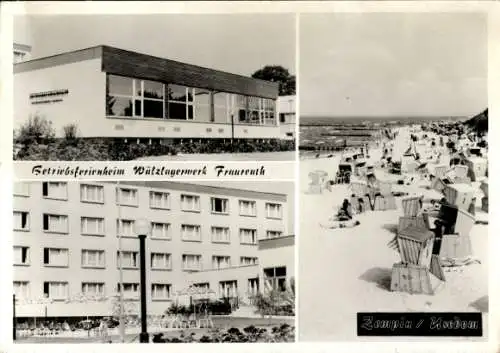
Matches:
[[401, 195, 424, 217], [350, 181, 368, 197], [433, 165, 448, 179], [308, 170, 328, 194], [373, 180, 396, 211], [453, 165, 469, 179]]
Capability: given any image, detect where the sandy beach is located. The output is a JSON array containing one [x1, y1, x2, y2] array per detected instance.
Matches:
[[298, 127, 488, 342]]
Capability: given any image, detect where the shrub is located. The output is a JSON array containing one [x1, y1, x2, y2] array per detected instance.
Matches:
[[62, 124, 79, 143], [14, 117, 295, 160], [254, 284, 295, 317], [14, 115, 56, 146], [151, 325, 295, 343]]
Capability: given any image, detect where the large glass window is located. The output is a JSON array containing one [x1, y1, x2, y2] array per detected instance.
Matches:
[[263, 98, 276, 125], [106, 75, 134, 117], [194, 88, 211, 122], [108, 75, 133, 96], [167, 84, 194, 120], [214, 92, 230, 122], [248, 96, 261, 124], [235, 95, 248, 122], [143, 80, 164, 118], [105, 74, 276, 124], [107, 75, 165, 119], [264, 266, 287, 292]]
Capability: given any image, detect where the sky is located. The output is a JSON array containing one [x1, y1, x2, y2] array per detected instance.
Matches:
[[14, 14, 295, 76], [300, 12, 487, 118]]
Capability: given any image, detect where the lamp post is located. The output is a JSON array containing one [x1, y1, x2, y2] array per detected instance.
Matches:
[[13, 294, 16, 341], [135, 218, 151, 343]]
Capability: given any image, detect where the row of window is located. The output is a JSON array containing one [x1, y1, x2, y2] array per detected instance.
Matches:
[[14, 246, 259, 270], [14, 281, 174, 301], [14, 212, 282, 242], [13, 280, 257, 301], [14, 182, 283, 219], [13, 267, 286, 301], [106, 74, 276, 124]]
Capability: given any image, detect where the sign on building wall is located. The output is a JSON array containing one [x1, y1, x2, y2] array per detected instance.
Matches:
[[30, 89, 69, 105]]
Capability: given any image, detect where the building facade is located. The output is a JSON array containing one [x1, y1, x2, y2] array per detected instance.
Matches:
[[13, 43, 32, 64], [14, 45, 291, 142], [278, 95, 296, 140], [13, 181, 293, 318]]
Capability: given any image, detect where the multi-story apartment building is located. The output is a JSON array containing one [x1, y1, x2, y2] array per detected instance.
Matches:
[[13, 181, 293, 318], [14, 45, 292, 144]]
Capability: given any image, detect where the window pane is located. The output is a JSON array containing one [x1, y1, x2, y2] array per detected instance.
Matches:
[[107, 96, 133, 116], [168, 85, 187, 101], [144, 99, 164, 118], [238, 109, 246, 122], [188, 105, 194, 120], [108, 75, 133, 96], [143, 80, 164, 99], [214, 92, 228, 107], [168, 102, 187, 120], [249, 110, 259, 123], [134, 99, 142, 117], [214, 106, 228, 122], [276, 267, 287, 277], [187, 88, 194, 102], [194, 89, 211, 121], [235, 95, 247, 109], [248, 97, 260, 110]]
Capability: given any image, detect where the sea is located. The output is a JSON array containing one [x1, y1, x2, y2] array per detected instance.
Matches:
[[300, 116, 466, 149]]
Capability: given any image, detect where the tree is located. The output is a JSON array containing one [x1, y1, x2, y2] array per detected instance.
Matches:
[[251, 66, 296, 96]]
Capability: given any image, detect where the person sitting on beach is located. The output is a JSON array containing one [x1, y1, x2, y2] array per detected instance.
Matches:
[[336, 199, 353, 221], [320, 199, 360, 229]]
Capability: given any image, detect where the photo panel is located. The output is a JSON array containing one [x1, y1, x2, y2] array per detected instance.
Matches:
[[12, 180, 295, 343], [13, 13, 296, 162]]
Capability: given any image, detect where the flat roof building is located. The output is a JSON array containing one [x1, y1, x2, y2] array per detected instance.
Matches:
[[278, 95, 296, 140], [14, 45, 289, 141], [13, 181, 294, 318]]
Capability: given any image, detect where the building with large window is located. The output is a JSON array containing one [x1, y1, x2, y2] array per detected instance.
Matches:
[[278, 95, 296, 140], [14, 45, 290, 143], [13, 181, 294, 318]]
